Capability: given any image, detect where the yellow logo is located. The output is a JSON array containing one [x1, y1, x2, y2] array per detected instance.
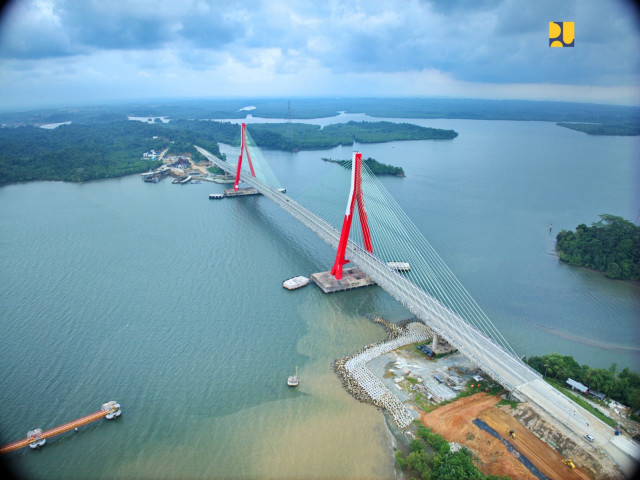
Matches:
[[550, 22, 574, 47]]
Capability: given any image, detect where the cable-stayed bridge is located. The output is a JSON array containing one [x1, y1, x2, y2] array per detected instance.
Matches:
[[195, 128, 639, 475]]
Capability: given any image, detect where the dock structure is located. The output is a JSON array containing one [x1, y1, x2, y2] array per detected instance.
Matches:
[[0, 401, 121, 454], [311, 266, 376, 293], [223, 187, 260, 197], [209, 188, 261, 199]]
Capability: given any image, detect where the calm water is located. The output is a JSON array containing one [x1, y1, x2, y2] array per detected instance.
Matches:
[[1, 118, 639, 479]]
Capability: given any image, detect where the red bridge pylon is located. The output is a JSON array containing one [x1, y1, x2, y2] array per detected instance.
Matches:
[[330, 152, 373, 280], [234, 123, 256, 191]]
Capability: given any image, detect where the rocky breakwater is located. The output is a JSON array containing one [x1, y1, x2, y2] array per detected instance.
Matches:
[[333, 317, 431, 428]]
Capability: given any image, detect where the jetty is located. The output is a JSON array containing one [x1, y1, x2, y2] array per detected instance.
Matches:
[[311, 266, 376, 293], [333, 319, 430, 428], [208, 188, 261, 199], [223, 187, 260, 197], [0, 401, 121, 454], [310, 263, 410, 293]]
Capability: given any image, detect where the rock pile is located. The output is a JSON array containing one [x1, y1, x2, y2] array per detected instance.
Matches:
[[333, 318, 431, 428]]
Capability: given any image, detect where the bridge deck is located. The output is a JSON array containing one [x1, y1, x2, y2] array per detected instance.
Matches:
[[196, 146, 639, 473]]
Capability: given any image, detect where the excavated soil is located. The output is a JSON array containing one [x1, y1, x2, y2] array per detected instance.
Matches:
[[420, 393, 591, 480]]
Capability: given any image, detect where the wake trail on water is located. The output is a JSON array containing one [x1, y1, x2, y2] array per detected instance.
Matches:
[[535, 323, 640, 353]]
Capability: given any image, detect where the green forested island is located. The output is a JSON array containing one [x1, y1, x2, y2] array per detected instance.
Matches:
[[556, 122, 640, 136], [247, 121, 457, 150], [555, 215, 640, 280], [175, 119, 457, 151], [321, 157, 405, 176], [0, 118, 455, 185]]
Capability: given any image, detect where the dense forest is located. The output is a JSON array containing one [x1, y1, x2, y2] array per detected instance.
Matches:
[[321, 156, 405, 176], [3, 97, 638, 125], [526, 353, 640, 412], [247, 121, 457, 150], [171, 119, 458, 151], [555, 215, 640, 280], [556, 122, 640, 136], [395, 425, 509, 480], [0, 120, 223, 184], [0, 119, 455, 184]]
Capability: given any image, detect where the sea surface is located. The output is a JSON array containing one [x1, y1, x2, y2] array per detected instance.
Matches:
[[1, 117, 639, 479]]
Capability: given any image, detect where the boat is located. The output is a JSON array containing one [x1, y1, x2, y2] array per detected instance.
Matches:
[[387, 262, 410, 271], [283, 276, 309, 290], [287, 366, 299, 387], [209, 193, 224, 199]]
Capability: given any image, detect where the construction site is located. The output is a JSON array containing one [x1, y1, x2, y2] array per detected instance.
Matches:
[[355, 323, 638, 480], [407, 361, 636, 479]]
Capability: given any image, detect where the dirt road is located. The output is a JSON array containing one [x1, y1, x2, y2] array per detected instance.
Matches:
[[420, 393, 591, 480]]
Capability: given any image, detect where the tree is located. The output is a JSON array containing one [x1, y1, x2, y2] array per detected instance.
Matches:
[[556, 215, 640, 281], [431, 449, 482, 480]]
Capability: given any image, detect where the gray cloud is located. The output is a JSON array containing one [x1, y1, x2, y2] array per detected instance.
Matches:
[[0, 0, 638, 107]]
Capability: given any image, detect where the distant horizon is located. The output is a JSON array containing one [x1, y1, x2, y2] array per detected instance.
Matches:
[[2, 95, 640, 116]]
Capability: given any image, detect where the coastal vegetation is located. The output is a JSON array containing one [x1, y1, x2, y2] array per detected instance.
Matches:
[[3, 98, 637, 126], [526, 353, 640, 411], [172, 119, 458, 151], [0, 121, 161, 184], [247, 121, 458, 150], [0, 120, 224, 185], [322, 156, 405, 176], [556, 122, 640, 136], [555, 214, 640, 280], [0, 118, 454, 184], [395, 425, 509, 480]]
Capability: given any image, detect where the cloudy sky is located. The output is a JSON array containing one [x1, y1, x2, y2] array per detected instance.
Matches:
[[0, 0, 638, 109]]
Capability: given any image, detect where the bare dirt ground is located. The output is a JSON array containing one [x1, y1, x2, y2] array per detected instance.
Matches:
[[420, 393, 591, 480]]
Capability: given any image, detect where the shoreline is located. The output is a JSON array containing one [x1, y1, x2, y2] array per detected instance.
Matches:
[[332, 317, 431, 428], [334, 316, 636, 479]]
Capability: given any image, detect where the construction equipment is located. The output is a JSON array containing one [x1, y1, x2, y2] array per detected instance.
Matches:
[[562, 458, 575, 469], [509, 429, 516, 439]]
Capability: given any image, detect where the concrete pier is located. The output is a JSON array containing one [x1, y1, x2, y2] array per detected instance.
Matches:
[[310, 266, 376, 293], [223, 187, 260, 197]]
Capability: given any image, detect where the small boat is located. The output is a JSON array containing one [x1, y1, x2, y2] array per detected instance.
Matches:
[[387, 262, 410, 272], [288, 366, 299, 387], [283, 276, 309, 290]]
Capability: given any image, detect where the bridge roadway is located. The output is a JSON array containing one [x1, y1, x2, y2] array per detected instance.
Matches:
[[197, 146, 639, 476]]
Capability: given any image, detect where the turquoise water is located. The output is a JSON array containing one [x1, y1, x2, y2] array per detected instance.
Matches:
[[1, 118, 638, 479]]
